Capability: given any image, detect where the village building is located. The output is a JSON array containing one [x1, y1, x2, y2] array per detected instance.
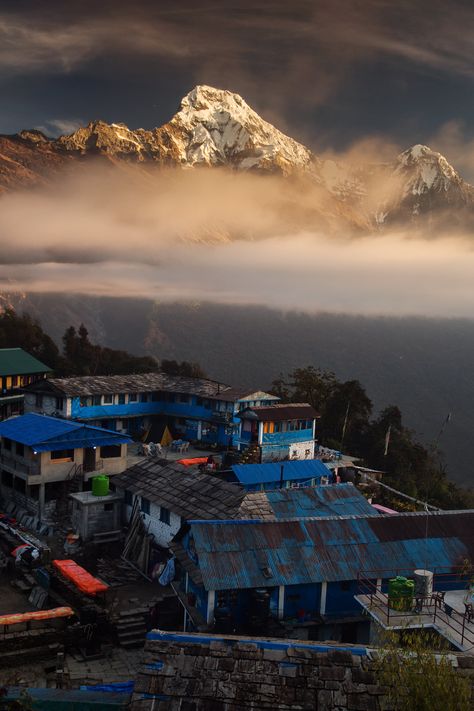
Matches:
[[113, 459, 246, 547], [113, 456, 374, 547], [23, 373, 279, 448], [236, 402, 319, 462], [224, 458, 332, 491], [0, 348, 51, 421], [0, 413, 131, 521], [170, 509, 474, 646]]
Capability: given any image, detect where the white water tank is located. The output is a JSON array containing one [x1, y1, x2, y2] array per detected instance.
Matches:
[[413, 569, 433, 597]]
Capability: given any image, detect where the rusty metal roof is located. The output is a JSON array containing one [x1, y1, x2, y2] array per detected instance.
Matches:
[[185, 510, 474, 591], [239, 484, 375, 519]]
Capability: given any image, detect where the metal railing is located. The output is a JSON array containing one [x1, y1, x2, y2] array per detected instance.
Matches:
[[0, 452, 40, 476], [357, 569, 474, 649]]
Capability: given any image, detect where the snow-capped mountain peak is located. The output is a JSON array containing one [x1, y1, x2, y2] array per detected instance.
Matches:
[[396, 144, 460, 195], [162, 84, 313, 173]]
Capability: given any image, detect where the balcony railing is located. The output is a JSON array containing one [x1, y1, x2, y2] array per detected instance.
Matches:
[[0, 452, 40, 476], [356, 568, 474, 651]]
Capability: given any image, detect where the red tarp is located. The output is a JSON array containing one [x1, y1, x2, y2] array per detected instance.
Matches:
[[53, 559, 108, 596], [177, 457, 209, 467], [0, 606, 74, 626]]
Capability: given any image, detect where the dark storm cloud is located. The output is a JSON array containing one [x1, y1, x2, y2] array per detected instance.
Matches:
[[1, 0, 473, 119]]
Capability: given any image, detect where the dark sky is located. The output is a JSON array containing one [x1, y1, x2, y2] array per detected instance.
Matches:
[[1, 0, 473, 159]]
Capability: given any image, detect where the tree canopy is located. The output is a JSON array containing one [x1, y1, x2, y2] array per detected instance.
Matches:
[[272, 366, 474, 510]]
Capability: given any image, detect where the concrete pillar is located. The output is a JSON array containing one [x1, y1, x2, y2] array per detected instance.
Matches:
[[320, 581, 328, 616], [38, 482, 45, 522], [278, 585, 285, 620], [207, 590, 215, 625], [258, 422, 263, 445]]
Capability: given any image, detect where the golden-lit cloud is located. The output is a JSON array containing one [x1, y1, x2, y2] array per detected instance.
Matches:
[[0, 163, 473, 317]]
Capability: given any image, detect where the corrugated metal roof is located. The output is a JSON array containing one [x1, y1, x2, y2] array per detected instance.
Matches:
[[0, 348, 51, 376], [232, 460, 330, 485], [238, 485, 375, 520], [0, 413, 131, 450], [114, 459, 246, 521], [184, 510, 474, 591], [266, 484, 375, 518], [239, 403, 319, 422]]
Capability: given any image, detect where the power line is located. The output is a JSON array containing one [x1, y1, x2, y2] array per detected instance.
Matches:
[[363, 473, 441, 511]]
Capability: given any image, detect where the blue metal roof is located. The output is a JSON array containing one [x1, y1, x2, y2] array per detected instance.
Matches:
[[0, 413, 131, 451], [186, 511, 474, 591], [264, 484, 375, 519], [231, 460, 330, 485]]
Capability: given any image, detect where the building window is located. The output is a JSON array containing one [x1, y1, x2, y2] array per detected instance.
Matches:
[[12, 376, 18, 387], [100, 445, 122, 459], [3, 438, 11, 451], [160, 506, 170, 525], [104, 503, 113, 512], [35, 394, 43, 408], [16, 442, 24, 457], [118, 394, 126, 405], [92, 395, 101, 406], [129, 393, 138, 402], [196, 397, 203, 406], [141, 497, 150, 515], [103, 394, 114, 405], [124, 489, 133, 506], [140, 393, 148, 403], [55, 397, 64, 410], [51, 449, 74, 462]]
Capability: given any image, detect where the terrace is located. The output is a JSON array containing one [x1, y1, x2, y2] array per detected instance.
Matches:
[[355, 568, 474, 653]]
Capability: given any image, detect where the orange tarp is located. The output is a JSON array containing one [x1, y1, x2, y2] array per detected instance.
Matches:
[[177, 457, 209, 467], [0, 606, 74, 626], [53, 559, 108, 596]]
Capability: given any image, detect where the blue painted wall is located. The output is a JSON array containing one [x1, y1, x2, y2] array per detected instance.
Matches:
[[186, 576, 209, 622], [262, 428, 314, 445], [325, 580, 361, 617], [283, 583, 321, 620]]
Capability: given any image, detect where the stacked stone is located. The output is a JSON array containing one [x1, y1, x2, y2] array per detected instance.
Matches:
[[131, 635, 387, 710]]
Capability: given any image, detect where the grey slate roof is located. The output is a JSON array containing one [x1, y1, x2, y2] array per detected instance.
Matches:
[[23, 372, 233, 399], [113, 459, 246, 521]]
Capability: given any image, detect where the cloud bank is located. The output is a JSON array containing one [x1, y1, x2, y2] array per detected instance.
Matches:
[[0, 164, 473, 318]]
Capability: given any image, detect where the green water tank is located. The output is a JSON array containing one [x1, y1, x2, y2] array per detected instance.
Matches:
[[91, 475, 110, 497], [388, 576, 415, 611], [388, 576, 406, 610]]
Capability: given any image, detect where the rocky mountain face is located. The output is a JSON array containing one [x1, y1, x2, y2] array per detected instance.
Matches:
[[1, 84, 473, 229]]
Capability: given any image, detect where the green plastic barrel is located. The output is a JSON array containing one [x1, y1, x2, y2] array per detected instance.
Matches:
[[91, 475, 109, 497]]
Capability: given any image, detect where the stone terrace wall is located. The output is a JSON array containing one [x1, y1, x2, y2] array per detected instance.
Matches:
[[131, 631, 474, 710], [131, 632, 385, 711]]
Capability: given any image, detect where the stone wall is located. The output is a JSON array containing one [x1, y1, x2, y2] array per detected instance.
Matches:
[[129, 632, 377, 710], [131, 631, 474, 711]]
